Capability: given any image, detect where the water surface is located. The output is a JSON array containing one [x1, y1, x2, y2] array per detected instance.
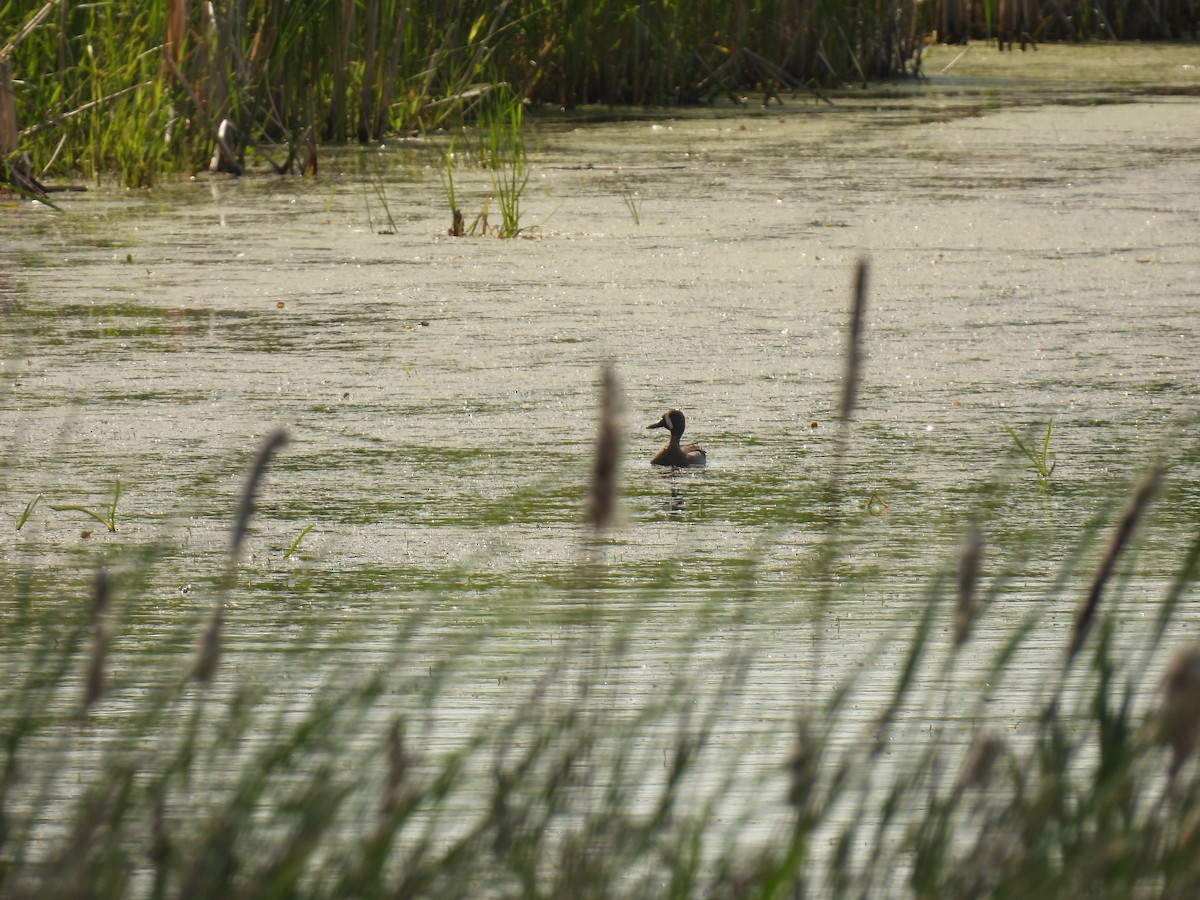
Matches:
[[3, 46, 1200, 883]]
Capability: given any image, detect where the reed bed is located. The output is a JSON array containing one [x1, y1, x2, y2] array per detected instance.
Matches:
[[2, 0, 1195, 187], [3, 262, 1200, 897]]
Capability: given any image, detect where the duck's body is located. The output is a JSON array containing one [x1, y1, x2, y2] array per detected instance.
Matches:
[[648, 409, 706, 468]]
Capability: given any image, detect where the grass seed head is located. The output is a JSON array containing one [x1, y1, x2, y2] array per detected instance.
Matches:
[[585, 365, 621, 531], [83, 568, 111, 713], [954, 527, 983, 647], [1157, 645, 1200, 778]]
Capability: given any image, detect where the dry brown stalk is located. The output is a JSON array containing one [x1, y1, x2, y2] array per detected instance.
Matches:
[[787, 714, 819, 814], [195, 428, 288, 684], [954, 527, 983, 647], [839, 258, 869, 423], [954, 728, 1004, 795], [230, 428, 289, 563], [585, 365, 620, 531], [1068, 467, 1159, 662], [1156, 645, 1200, 779], [83, 568, 111, 713]]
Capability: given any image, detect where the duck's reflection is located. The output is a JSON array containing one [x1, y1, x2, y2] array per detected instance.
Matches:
[[653, 467, 702, 516]]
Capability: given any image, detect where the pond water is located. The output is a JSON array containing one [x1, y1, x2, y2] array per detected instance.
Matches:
[[3, 42, 1200, 888]]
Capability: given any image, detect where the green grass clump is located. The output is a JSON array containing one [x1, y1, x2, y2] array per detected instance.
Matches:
[[1006, 419, 1056, 491]]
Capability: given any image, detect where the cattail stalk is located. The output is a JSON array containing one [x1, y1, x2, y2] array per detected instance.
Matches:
[[195, 428, 288, 684], [380, 717, 412, 820], [954, 527, 983, 647], [585, 365, 620, 531], [230, 428, 289, 564], [839, 259, 869, 424], [788, 714, 819, 815], [1156, 645, 1200, 780], [1068, 467, 1159, 662], [83, 567, 110, 713]]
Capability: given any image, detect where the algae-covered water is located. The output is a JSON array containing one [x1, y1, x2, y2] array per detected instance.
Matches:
[[3, 43, 1200, 879]]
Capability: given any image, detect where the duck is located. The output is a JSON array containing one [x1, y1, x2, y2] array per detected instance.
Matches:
[[647, 409, 707, 468]]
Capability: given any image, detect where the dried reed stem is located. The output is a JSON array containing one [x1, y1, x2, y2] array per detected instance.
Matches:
[[230, 428, 289, 563], [196, 428, 289, 684], [83, 567, 110, 713], [1068, 467, 1160, 663], [193, 605, 224, 685], [585, 365, 620, 531], [380, 717, 413, 820], [839, 259, 869, 424], [787, 713, 819, 815], [1157, 645, 1200, 780], [954, 728, 1004, 796], [954, 527, 983, 647]]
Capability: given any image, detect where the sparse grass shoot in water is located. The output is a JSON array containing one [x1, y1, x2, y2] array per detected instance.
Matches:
[[1005, 420, 1056, 489], [15, 493, 41, 530], [285, 523, 315, 559], [617, 179, 643, 225], [49, 477, 121, 532]]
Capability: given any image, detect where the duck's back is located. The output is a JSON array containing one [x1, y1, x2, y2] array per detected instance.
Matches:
[[652, 442, 706, 467]]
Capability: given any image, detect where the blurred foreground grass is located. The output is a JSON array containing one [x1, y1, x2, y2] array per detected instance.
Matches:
[[3, 269, 1200, 899]]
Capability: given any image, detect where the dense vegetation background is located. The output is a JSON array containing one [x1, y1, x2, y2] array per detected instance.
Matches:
[[1, 0, 1196, 186]]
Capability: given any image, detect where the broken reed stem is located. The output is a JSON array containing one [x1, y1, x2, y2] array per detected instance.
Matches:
[[585, 365, 620, 532], [0, 0, 60, 64], [193, 604, 224, 686], [821, 257, 871, 540], [809, 259, 871, 707], [1068, 466, 1160, 664]]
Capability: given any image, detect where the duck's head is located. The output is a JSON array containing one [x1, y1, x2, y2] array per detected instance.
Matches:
[[647, 408, 686, 436]]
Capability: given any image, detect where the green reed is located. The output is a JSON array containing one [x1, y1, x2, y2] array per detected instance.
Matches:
[[479, 86, 530, 238], [1005, 419, 1056, 491], [9, 0, 1192, 188], [48, 477, 121, 533]]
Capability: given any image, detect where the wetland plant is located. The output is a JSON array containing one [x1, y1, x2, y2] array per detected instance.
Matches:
[[617, 179, 644, 225], [48, 477, 121, 533], [6, 0, 1191, 187], [363, 159, 398, 235], [4, 270, 1200, 897], [435, 135, 466, 237], [285, 523, 315, 559], [479, 87, 531, 238], [1005, 419, 1056, 490], [434, 87, 532, 238], [15, 493, 41, 530]]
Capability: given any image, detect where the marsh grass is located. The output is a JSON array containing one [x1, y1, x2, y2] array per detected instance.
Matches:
[[1005, 419, 1056, 491], [363, 159, 398, 235], [617, 178, 644, 225], [4, 267, 1200, 896], [432, 86, 532, 238], [479, 88, 531, 239], [48, 477, 121, 533], [8, 0, 1190, 187], [15, 492, 40, 530], [285, 523, 316, 560]]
